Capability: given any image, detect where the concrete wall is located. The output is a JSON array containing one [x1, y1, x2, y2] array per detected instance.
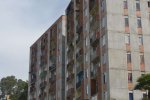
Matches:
[[106, 0, 150, 100]]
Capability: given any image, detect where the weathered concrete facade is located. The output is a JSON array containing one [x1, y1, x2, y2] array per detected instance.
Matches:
[[28, 16, 66, 100], [66, 0, 150, 100]]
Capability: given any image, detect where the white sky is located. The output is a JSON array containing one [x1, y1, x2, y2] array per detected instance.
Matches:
[[0, 0, 70, 81]]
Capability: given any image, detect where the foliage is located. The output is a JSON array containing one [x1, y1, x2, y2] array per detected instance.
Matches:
[[0, 76, 28, 100], [134, 74, 150, 90], [135, 74, 150, 99], [0, 76, 17, 95]]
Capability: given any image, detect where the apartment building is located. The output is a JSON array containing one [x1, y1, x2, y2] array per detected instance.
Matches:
[[28, 15, 66, 100], [66, 0, 150, 100]]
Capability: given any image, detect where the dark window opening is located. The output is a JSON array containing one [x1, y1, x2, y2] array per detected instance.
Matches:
[[125, 17, 129, 27], [124, 1, 128, 9], [137, 17, 142, 28], [136, 0, 140, 11], [140, 54, 144, 64], [128, 73, 132, 83], [127, 53, 131, 63], [148, 2, 150, 7], [129, 92, 134, 100]]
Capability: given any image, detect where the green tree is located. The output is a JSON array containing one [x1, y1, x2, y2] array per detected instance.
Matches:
[[0, 76, 17, 95], [134, 74, 150, 99], [0, 76, 28, 100], [18, 82, 28, 100]]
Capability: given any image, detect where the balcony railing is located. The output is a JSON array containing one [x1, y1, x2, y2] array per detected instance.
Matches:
[[49, 64, 56, 71]]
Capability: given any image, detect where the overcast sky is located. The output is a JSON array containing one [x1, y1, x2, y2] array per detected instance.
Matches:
[[0, 0, 70, 81]]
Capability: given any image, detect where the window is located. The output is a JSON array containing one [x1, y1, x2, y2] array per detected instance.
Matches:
[[137, 17, 142, 28], [86, 53, 88, 62], [86, 69, 88, 78], [124, 0, 128, 9], [102, 35, 106, 46], [104, 92, 108, 100], [125, 34, 130, 44], [103, 72, 107, 84], [136, 0, 140, 11], [128, 73, 132, 83], [85, 22, 88, 31], [102, 16, 106, 28], [127, 52, 131, 63], [103, 53, 107, 64], [86, 37, 88, 46], [86, 85, 88, 94], [129, 92, 134, 100], [149, 13, 150, 21], [101, 0, 105, 12], [148, 1, 150, 7], [140, 54, 144, 64], [125, 16, 129, 27], [139, 35, 143, 45]]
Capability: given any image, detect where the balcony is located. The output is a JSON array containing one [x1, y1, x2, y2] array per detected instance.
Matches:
[[67, 88, 75, 99], [76, 48, 83, 62], [76, 65, 83, 74], [67, 64, 74, 72], [49, 75, 56, 84], [40, 81, 47, 90], [49, 83, 56, 93], [91, 63, 100, 79], [67, 59, 74, 67], [76, 26, 82, 34], [30, 73, 36, 84], [90, 15, 99, 31], [91, 79, 98, 96], [39, 92, 47, 99], [49, 64, 56, 71], [90, 34, 99, 47], [30, 86, 36, 93], [91, 47, 100, 63], [89, 0, 96, 12], [67, 49, 74, 59], [40, 71, 47, 79], [76, 71, 84, 89], [49, 56, 56, 63], [67, 73, 75, 83]]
